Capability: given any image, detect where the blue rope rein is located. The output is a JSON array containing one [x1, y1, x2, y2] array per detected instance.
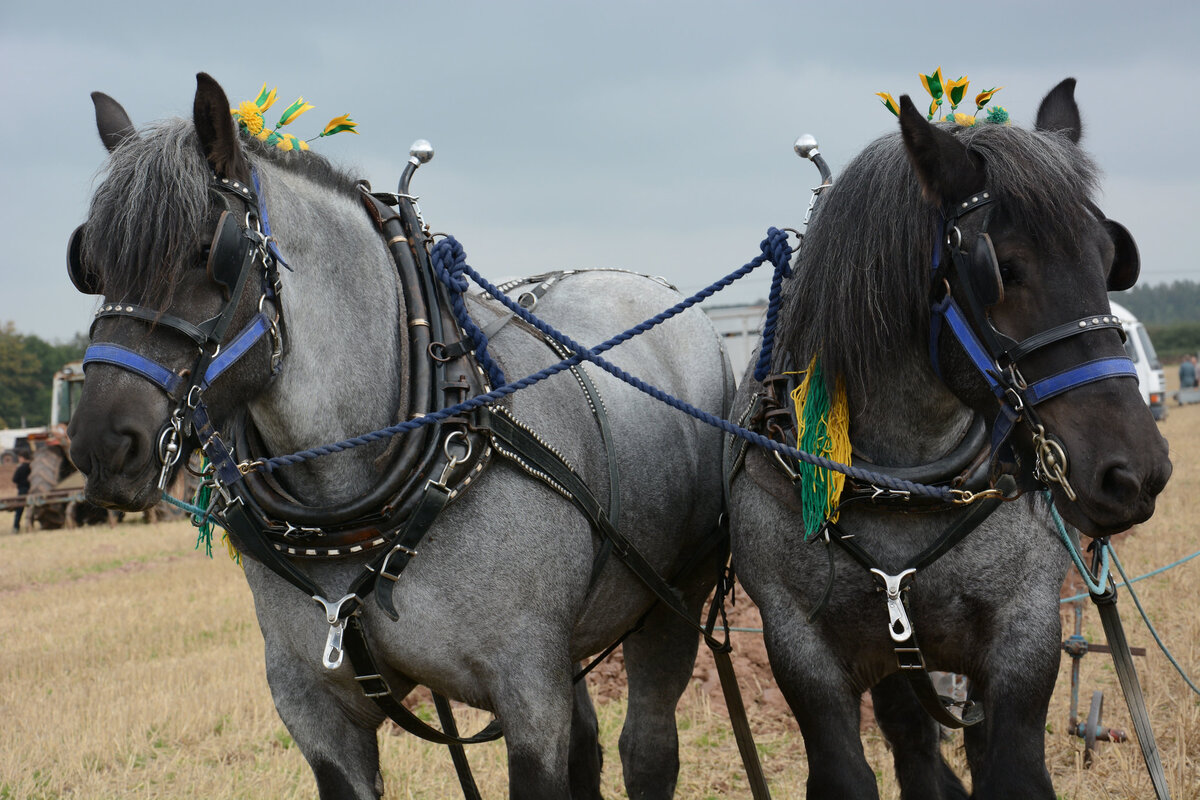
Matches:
[[256, 230, 952, 501], [752, 231, 794, 381], [430, 236, 507, 389]]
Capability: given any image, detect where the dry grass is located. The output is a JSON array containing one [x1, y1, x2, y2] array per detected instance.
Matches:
[[2, 395, 1199, 798]]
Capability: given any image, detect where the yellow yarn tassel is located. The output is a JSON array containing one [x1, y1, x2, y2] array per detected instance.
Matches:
[[790, 356, 852, 539]]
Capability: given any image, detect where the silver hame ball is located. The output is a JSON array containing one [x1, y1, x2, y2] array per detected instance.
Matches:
[[794, 134, 819, 159], [410, 139, 435, 163]]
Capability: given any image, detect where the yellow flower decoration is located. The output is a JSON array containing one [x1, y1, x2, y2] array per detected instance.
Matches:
[[276, 98, 314, 127], [919, 67, 945, 101], [236, 101, 264, 136], [252, 84, 278, 113], [975, 86, 1004, 109], [231, 84, 361, 153], [320, 114, 359, 137], [877, 71, 1005, 125], [944, 75, 969, 109], [875, 92, 901, 117]]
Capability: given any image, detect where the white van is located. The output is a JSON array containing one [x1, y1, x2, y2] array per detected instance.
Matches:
[[1109, 300, 1168, 420]]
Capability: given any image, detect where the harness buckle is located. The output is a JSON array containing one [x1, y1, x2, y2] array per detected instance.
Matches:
[[355, 673, 393, 698], [895, 646, 926, 671], [377, 543, 420, 582], [869, 567, 917, 643], [312, 593, 359, 670]]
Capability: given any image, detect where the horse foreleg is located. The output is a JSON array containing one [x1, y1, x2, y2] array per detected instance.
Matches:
[[870, 672, 968, 800], [965, 619, 1060, 799], [262, 656, 387, 800], [491, 659, 576, 800], [764, 616, 878, 800], [568, 674, 604, 800]]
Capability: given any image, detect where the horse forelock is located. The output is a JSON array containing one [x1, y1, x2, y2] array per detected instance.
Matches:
[[779, 122, 1100, 400], [83, 117, 361, 308]]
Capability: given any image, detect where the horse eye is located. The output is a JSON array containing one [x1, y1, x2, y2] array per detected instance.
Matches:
[[998, 261, 1020, 285]]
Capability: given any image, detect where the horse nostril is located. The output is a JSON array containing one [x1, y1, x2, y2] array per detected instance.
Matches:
[[1099, 463, 1141, 507], [110, 422, 153, 474]]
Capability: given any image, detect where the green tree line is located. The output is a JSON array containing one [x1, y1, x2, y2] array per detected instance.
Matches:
[[1112, 280, 1200, 325], [1112, 281, 1200, 362], [0, 323, 87, 429]]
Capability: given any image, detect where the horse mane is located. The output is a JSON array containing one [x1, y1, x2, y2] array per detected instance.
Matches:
[[778, 122, 1100, 399], [83, 117, 362, 307]]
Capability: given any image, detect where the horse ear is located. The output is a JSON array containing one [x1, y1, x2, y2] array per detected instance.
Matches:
[[898, 94, 985, 204], [1035, 78, 1082, 143], [91, 92, 137, 152], [193, 72, 249, 179]]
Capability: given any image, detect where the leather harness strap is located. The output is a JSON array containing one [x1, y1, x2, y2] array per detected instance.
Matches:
[[1088, 548, 1172, 799], [823, 486, 1009, 729]]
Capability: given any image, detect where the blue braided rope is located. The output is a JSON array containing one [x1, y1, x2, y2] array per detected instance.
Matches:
[[258, 232, 953, 501], [430, 236, 507, 388], [258, 231, 779, 471], [752, 229, 794, 381]]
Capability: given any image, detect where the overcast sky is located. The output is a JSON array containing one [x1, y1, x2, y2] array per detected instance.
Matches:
[[2, 1, 1197, 343]]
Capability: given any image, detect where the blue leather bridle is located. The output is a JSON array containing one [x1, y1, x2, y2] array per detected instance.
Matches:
[[73, 169, 284, 490], [929, 190, 1138, 499]]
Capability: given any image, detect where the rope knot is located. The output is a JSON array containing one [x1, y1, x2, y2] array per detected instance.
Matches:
[[762, 227, 793, 278], [431, 235, 470, 293]]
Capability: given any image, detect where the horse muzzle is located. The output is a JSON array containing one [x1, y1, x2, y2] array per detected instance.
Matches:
[[1042, 396, 1172, 537], [68, 392, 170, 512]]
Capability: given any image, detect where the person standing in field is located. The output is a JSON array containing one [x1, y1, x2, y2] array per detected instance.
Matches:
[[11, 451, 31, 533], [1180, 355, 1198, 390]]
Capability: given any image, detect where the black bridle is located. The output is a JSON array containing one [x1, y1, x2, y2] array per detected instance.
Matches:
[[69, 170, 284, 490], [928, 189, 1141, 498]]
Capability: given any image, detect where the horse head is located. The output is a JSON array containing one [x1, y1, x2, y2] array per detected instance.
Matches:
[[896, 78, 1170, 535], [67, 74, 283, 510]]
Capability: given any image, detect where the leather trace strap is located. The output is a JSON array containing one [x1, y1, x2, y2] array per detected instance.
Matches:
[[1087, 544, 1172, 799]]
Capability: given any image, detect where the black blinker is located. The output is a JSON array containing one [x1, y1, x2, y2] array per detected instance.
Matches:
[[968, 231, 1004, 307], [66, 224, 102, 295], [206, 210, 250, 296], [1104, 219, 1140, 291]]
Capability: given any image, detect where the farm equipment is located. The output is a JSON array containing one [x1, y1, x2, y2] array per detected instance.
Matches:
[[1062, 601, 1145, 766], [13, 361, 106, 529]]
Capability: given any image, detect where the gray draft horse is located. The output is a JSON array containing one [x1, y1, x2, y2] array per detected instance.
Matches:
[[728, 80, 1172, 799], [67, 74, 732, 799]]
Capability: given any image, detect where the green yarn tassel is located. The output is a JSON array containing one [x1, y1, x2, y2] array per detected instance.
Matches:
[[790, 357, 852, 540]]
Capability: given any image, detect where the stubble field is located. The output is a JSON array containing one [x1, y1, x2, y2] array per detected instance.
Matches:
[[2, 387, 1198, 799]]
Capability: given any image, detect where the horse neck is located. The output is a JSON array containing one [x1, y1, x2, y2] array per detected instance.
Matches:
[[247, 163, 409, 504], [843, 342, 975, 468]]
